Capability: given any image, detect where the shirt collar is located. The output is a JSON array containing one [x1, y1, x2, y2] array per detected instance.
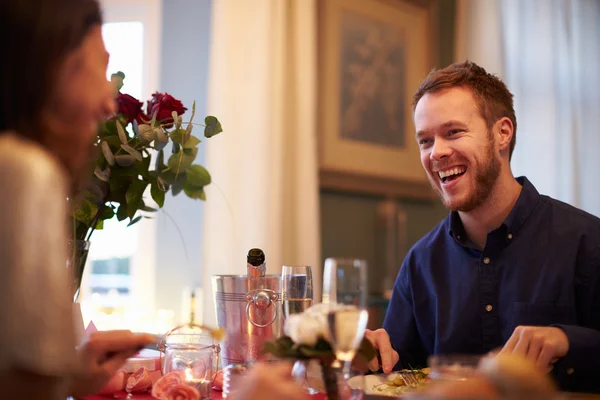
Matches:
[[447, 176, 540, 242]]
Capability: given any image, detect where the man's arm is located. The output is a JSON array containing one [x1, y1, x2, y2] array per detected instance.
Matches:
[[382, 256, 428, 371], [552, 244, 600, 392], [501, 244, 600, 393]]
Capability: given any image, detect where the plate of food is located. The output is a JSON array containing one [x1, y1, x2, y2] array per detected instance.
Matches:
[[348, 368, 431, 397]]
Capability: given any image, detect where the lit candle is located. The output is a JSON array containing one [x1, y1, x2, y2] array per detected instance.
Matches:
[[184, 365, 211, 398]]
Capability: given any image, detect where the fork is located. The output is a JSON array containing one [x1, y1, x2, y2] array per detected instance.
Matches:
[[398, 371, 420, 388]]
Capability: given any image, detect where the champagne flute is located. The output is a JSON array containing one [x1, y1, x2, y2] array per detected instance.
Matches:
[[281, 265, 314, 318], [323, 258, 368, 380]]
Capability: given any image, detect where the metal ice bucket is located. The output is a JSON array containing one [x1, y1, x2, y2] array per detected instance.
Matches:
[[212, 274, 282, 367]]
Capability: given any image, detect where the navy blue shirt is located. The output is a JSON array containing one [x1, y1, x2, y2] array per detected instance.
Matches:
[[383, 177, 600, 392]]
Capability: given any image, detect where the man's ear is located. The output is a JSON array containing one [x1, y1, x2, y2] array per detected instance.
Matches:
[[495, 117, 514, 154]]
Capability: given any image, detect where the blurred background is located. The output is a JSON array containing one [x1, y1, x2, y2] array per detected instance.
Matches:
[[80, 0, 600, 333]]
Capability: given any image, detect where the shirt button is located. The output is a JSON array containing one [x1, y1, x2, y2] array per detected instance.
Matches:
[[485, 304, 493, 312], [507, 233, 513, 240], [483, 257, 490, 264], [567, 368, 575, 375]]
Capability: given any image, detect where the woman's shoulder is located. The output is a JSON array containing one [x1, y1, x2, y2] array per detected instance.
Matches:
[[0, 132, 67, 188]]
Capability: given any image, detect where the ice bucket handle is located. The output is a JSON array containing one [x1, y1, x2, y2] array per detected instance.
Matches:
[[245, 289, 279, 328]]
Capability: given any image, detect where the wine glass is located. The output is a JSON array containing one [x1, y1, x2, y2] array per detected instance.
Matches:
[[281, 265, 314, 319], [322, 258, 368, 381]]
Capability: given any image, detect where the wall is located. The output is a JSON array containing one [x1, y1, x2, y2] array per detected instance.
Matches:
[[320, 0, 456, 316], [155, 0, 212, 322]]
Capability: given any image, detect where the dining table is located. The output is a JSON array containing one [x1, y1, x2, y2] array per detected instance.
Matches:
[[83, 389, 600, 400], [84, 389, 327, 399]]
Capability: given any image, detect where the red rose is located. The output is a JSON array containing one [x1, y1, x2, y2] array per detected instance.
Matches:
[[163, 383, 200, 400], [146, 92, 187, 127], [117, 92, 147, 124]]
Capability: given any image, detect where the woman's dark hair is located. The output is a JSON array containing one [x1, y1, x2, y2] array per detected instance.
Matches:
[[0, 0, 102, 140]]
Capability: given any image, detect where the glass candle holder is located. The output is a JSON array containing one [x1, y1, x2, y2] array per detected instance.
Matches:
[[159, 323, 221, 399]]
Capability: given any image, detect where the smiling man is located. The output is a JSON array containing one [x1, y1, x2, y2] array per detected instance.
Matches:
[[364, 61, 600, 393]]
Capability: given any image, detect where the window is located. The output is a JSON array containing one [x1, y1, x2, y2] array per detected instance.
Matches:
[[79, 0, 166, 333]]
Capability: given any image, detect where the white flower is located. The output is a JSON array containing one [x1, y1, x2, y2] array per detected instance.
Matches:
[[285, 303, 344, 346]]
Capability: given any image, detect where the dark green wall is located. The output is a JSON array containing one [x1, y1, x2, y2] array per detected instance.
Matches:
[[320, 0, 456, 308]]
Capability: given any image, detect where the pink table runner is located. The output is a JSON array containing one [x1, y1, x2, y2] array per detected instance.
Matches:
[[84, 389, 327, 399]]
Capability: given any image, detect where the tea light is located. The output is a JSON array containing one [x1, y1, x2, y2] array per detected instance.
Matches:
[[184, 366, 212, 398]]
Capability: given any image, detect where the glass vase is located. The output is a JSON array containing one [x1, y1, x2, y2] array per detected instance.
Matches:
[[67, 239, 90, 303]]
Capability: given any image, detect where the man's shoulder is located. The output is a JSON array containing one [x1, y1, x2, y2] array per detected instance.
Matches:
[[541, 194, 600, 231]]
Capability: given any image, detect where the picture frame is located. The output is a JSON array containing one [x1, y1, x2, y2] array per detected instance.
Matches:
[[317, 0, 439, 200]]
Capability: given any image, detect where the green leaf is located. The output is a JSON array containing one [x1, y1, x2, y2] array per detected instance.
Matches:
[[138, 124, 154, 143], [183, 135, 201, 149], [101, 141, 115, 166], [125, 180, 148, 219], [117, 203, 128, 221], [151, 182, 165, 207], [94, 166, 110, 182], [171, 173, 186, 196], [121, 144, 142, 161], [74, 199, 98, 224], [139, 200, 157, 212], [168, 150, 196, 177], [127, 215, 142, 227], [98, 205, 115, 220], [103, 135, 122, 149], [116, 120, 128, 144], [94, 219, 104, 230], [183, 185, 206, 200], [115, 154, 136, 167], [190, 101, 196, 123], [186, 164, 211, 187], [204, 116, 223, 138], [169, 128, 186, 145], [132, 120, 140, 136], [154, 128, 169, 151], [184, 121, 193, 143], [136, 155, 151, 180], [159, 169, 177, 185]]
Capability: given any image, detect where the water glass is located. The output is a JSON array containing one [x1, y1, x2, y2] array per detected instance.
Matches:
[[322, 258, 368, 379], [281, 265, 314, 318]]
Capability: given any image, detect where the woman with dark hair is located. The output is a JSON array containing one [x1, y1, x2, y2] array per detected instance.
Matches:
[[0, 0, 154, 398]]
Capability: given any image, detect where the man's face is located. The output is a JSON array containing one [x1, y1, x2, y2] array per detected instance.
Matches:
[[42, 26, 116, 182], [414, 87, 501, 212]]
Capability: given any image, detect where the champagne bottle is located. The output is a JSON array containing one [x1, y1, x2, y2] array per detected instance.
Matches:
[[247, 248, 266, 278]]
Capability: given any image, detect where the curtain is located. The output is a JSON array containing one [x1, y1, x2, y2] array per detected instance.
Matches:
[[201, 0, 321, 326], [455, 0, 600, 216]]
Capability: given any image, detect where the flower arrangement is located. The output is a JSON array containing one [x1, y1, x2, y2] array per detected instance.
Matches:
[[263, 304, 376, 400], [69, 72, 222, 298]]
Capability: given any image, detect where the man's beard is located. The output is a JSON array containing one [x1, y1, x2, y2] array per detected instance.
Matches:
[[429, 138, 500, 212]]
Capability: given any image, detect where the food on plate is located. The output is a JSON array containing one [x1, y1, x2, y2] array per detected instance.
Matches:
[[126, 366, 153, 393], [372, 368, 431, 396]]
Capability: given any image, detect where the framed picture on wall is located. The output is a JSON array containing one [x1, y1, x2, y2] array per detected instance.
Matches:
[[318, 0, 439, 200]]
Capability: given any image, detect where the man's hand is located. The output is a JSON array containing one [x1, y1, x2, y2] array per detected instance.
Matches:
[[499, 326, 569, 373], [364, 329, 399, 373], [69, 330, 157, 398]]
